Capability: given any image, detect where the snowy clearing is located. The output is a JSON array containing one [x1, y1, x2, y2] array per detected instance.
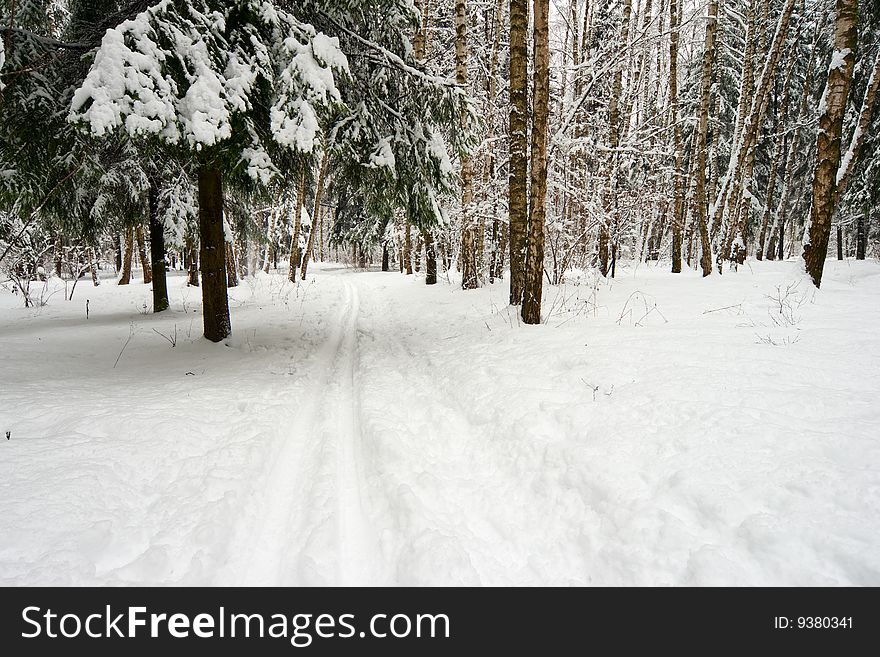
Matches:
[[1, 259, 879, 586]]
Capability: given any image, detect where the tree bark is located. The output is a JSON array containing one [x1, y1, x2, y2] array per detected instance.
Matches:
[[382, 243, 390, 271], [301, 150, 329, 281], [226, 242, 239, 287], [404, 220, 413, 274], [803, 0, 857, 288], [856, 206, 867, 260], [423, 228, 437, 285], [456, 0, 479, 289], [89, 247, 100, 287], [289, 172, 306, 283], [669, 0, 684, 273], [197, 165, 231, 342], [148, 179, 169, 312], [186, 235, 199, 287], [136, 225, 152, 284], [508, 0, 529, 304], [690, 0, 718, 277], [522, 0, 550, 324], [118, 227, 133, 285]]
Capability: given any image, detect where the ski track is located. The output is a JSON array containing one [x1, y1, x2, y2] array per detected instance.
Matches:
[[225, 275, 383, 585]]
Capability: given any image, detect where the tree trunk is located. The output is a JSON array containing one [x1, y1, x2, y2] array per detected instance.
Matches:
[[803, 0, 857, 287], [669, 0, 684, 273], [136, 225, 152, 284], [856, 206, 867, 260], [601, 0, 632, 278], [301, 150, 329, 281], [197, 165, 231, 342], [148, 180, 169, 312], [404, 221, 413, 274], [522, 0, 550, 324], [289, 172, 306, 283], [456, 0, 478, 290], [89, 247, 100, 287], [54, 232, 63, 278], [226, 242, 239, 287], [382, 243, 390, 271], [186, 235, 199, 287], [690, 0, 718, 277], [262, 207, 277, 273], [508, 0, 529, 304], [115, 232, 122, 272], [424, 228, 437, 285], [118, 227, 134, 285]]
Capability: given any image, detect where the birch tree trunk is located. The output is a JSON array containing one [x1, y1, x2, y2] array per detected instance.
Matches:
[[456, 0, 479, 289], [690, 0, 718, 277], [803, 0, 858, 288], [669, 0, 684, 273], [135, 225, 152, 284], [118, 227, 134, 285], [301, 149, 329, 281], [288, 172, 306, 283], [89, 247, 100, 287], [186, 234, 199, 286], [522, 0, 550, 324], [508, 0, 529, 304]]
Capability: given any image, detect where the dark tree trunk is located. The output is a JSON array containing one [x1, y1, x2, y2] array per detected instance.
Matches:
[[856, 208, 867, 260], [118, 227, 134, 285], [837, 225, 844, 260], [382, 243, 390, 271], [115, 232, 122, 272], [424, 229, 437, 285], [404, 221, 413, 274], [522, 0, 550, 324], [148, 181, 169, 312], [198, 166, 231, 342], [54, 233, 63, 278], [186, 236, 199, 286], [508, 0, 529, 303], [226, 242, 239, 288]]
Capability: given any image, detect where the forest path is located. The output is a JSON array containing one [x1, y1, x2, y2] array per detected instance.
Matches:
[[224, 273, 384, 585]]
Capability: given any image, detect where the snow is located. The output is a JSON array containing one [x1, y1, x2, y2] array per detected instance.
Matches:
[[369, 136, 396, 172], [0, 37, 6, 91], [70, 1, 348, 161], [829, 48, 852, 72], [837, 125, 862, 186], [1, 260, 879, 585]]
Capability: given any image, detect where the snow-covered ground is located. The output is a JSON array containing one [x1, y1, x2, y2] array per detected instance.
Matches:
[[1, 259, 878, 585]]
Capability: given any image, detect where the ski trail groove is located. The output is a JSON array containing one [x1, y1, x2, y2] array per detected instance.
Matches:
[[332, 279, 383, 585], [226, 276, 382, 585], [226, 278, 357, 585]]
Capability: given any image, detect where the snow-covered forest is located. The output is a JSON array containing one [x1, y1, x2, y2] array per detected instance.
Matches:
[[1, 0, 878, 586]]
